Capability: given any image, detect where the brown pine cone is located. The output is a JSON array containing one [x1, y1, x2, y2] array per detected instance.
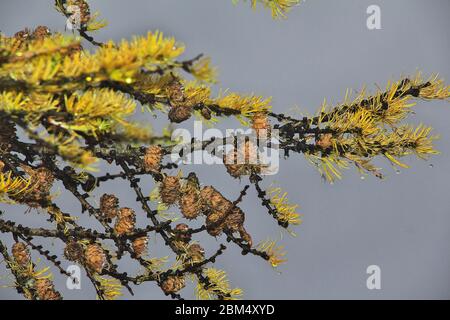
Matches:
[[173, 223, 191, 242], [0, 118, 17, 152], [35, 278, 61, 300], [132, 236, 148, 258], [143, 145, 163, 172], [64, 241, 84, 262], [11, 242, 30, 267], [200, 107, 212, 120], [252, 112, 271, 136], [34, 167, 54, 194], [85, 244, 106, 273], [18, 166, 54, 207], [100, 194, 119, 219], [161, 276, 185, 294], [200, 186, 233, 214], [179, 173, 202, 219], [187, 243, 205, 263], [224, 140, 261, 178], [238, 225, 253, 247], [206, 210, 225, 226], [114, 207, 136, 235], [160, 176, 181, 205], [179, 191, 201, 219], [13, 28, 32, 42], [0, 160, 4, 172], [32, 26, 51, 40], [205, 210, 227, 237], [225, 207, 252, 246], [206, 225, 222, 237], [224, 207, 245, 231]]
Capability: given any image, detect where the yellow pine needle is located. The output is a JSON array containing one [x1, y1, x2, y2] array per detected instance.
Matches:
[[215, 92, 272, 116], [256, 239, 287, 268]]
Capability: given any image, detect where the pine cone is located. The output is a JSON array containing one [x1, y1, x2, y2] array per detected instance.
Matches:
[[206, 210, 225, 226], [0, 160, 4, 172], [206, 225, 222, 237], [35, 278, 61, 300], [168, 105, 192, 123], [11, 242, 30, 267], [32, 26, 51, 40], [316, 133, 333, 149], [200, 107, 212, 120], [205, 210, 227, 237], [13, 28, 32, 43], [160, 176, 181, 205], [114, 207, 136, 235], [166, 79, 185, 104], [180, 191, 201, 219], [18, 166, 54, 207], [224, 207, 245, 231], [200, 186, 233, 214], [187, 244, 205, 263], [132, 236, 148, 258], [67, 0, 91, 26], [64, 241, 83, 262], [85, 244, 106, 273], [34, 167, 54, 195], [174, 223, 191, 242], [224, 141, 261, 178], [161, 276, 185, 294], [100, 194, 119, 219], [143, 145, 163, 172], [226, 207, 252, 246]]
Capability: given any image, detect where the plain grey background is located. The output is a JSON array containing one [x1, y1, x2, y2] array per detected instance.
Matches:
[[0, 0, 449, 299]]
